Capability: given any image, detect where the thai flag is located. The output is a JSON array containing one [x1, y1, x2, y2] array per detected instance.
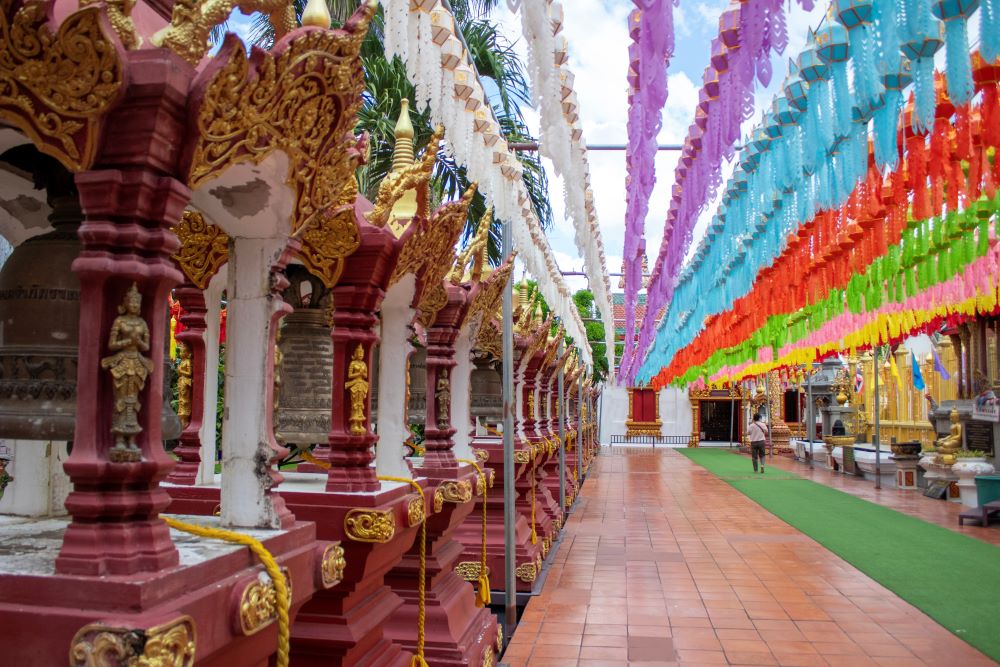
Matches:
[[854, 366, 864, 394]]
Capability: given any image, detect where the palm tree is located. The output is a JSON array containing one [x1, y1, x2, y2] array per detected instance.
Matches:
[[226, 0, 552, 263]]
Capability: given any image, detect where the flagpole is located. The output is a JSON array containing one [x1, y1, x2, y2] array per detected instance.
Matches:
[[874, 346, 881, 491]]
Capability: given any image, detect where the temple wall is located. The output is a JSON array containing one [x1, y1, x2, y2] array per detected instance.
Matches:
[[599, 385, 692, 442]]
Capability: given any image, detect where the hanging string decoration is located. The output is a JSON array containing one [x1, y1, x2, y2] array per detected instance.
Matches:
[[622, 0, 674, 375], [381, 0, 593, 365], [515, 0, 615, 377]]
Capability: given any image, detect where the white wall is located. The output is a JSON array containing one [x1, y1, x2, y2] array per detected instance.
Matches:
[[599, 385, 692, 443]]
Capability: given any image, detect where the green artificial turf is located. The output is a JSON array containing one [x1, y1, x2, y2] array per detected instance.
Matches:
[[678, 447, 1000, 662]]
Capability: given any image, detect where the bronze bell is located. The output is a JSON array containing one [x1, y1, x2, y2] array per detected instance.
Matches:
[[470, 357, 502, 428], [407, 347, 427, 426], [275, 266, 333, 447], [0, 147, 181, 442]]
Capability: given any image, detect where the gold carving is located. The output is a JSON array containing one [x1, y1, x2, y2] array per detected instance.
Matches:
[[435, 369, 451, 429], [488, 469, 495, 488], [527, 392, 535, 418], [514, 450, 531, 464], [80, 0, 137, 49], [407, 496, 425, 526], [417, 281, 449, 329], [176, 342, 193, 426], [344, 508, 395, 543], [390, 184, 476, 309], [345, 344, 369, 435], [496, 624, 503, 652], [474, 473, 485, 496], [0, 3, 125, 172], [454, 560, 488, 581], [70, 615, 196, 667], [449, 205, 492, 284], [475, 318, 503, 360], [515, 561, 537, 583], [239, 568, 292, 636], [482, 646, 495, 667], [155, 0, 299, 66], [432, 479, 473, 512], [473, 448, 489, 463], [102, 283, 153, 463], [367, 125, 443, 231], [320, 544, 346, 588], [173, 210, 229, 290], [184, 5, 373, 283]]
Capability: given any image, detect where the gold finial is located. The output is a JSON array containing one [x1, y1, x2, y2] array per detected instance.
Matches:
[[391, 99, 416, 173], [449, 205, 492, 284], [301, 0, 332, 28]]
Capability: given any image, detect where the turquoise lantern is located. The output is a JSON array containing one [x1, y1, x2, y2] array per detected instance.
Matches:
[[815, 22, 853, 142], [835, 0, 884, 118], [900, 0, 943, 133], [932, 0, 980, 105]]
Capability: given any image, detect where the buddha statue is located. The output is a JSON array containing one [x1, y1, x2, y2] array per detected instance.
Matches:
[[935, 408, 963, 464]]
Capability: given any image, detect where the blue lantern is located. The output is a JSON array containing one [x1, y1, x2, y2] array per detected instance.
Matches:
[[836, 0, 884, 118], [900, 0, 943, 133], [816, 22, 854, 141], [932, 0, 980, 106]]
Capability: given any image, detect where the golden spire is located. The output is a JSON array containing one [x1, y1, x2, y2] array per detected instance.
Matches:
[[388, 99, 419, 231], [391, 99, 416, 173], [301, 0, 332, 28]]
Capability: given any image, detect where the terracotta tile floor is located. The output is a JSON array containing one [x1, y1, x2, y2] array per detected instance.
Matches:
[[760, 451, 1000, 547], [501, 447, 996, 667]]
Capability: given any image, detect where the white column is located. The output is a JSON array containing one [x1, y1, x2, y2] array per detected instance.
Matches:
[[220, 237, 287, 528], [198, 270, 226, 485], [0, 440, 71, 516], [452, 326, 475, 460], [375, 275, 416, 479]]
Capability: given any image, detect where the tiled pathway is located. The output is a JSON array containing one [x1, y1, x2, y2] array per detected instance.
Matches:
[[502, 447, 996, 667]]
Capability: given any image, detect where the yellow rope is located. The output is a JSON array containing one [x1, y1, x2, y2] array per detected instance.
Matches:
[[457, 458, 490, 607], [484, 424, 502, 438], [164, 517, 290, 667], [296, 449, 428, 667], [529, 453, 537, 545], [378, 475, 428, 667]]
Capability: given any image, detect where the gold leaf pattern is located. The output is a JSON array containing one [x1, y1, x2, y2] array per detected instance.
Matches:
[[0, 2, 124, 171], [173, 210, 229, 290]]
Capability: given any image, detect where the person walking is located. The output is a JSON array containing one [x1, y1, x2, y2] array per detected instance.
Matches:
[[748, 413, 769, 474]]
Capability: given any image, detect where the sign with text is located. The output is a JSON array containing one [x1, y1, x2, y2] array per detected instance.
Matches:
[[973, 390, 999, 423]]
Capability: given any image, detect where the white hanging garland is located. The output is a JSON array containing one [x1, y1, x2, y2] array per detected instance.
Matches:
[[381, 0, 593, 367]]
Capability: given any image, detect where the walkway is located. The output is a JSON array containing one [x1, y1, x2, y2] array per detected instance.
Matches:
[[502, 447, 995, 666]]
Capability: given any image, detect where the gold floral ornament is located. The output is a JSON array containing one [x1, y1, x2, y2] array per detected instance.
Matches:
[[433, 480, 473, 512], [101, 283, 154, 463], [345, 344, 369, 436], [448, 206, 492, 284], [407, 496, 425, 527], [69, 615, 196, 667], [238, 568, 293, 635], [182, 2, 373, 285], [453, 561, 486, 582], [344, 508, 395, 543], [515, 561, 537, 583], [173, 210, 229, 290], [475, 318, 502, 361], [0, 1, 125, 172], [319, 543, 346, 588]]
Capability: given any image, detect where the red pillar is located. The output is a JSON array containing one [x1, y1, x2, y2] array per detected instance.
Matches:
[[167, 284, 206, 485]]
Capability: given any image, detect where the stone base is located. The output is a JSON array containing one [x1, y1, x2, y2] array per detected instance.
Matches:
[[454, 438, 544, 593], [386, 466, 498, 667], [167, 478, 421, 666], [0, 516, 317, 667], [892, 455, 920, 489]]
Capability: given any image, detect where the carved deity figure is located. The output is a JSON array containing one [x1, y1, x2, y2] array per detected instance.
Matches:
[[527, 391, 535, 419], [436, 370, 451, 429], [101, 283, 154, 461], [936, 408, 963, 460], [345, 344, 369, 435], [176, 343, 193, 424]]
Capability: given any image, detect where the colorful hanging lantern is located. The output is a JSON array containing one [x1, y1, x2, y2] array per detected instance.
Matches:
[[900, 1, 943, 133], [931, 0, 980, 106], [816, 22, 854, 142], [835, 0, 884, 118], [982, 0, 1000, 62]]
